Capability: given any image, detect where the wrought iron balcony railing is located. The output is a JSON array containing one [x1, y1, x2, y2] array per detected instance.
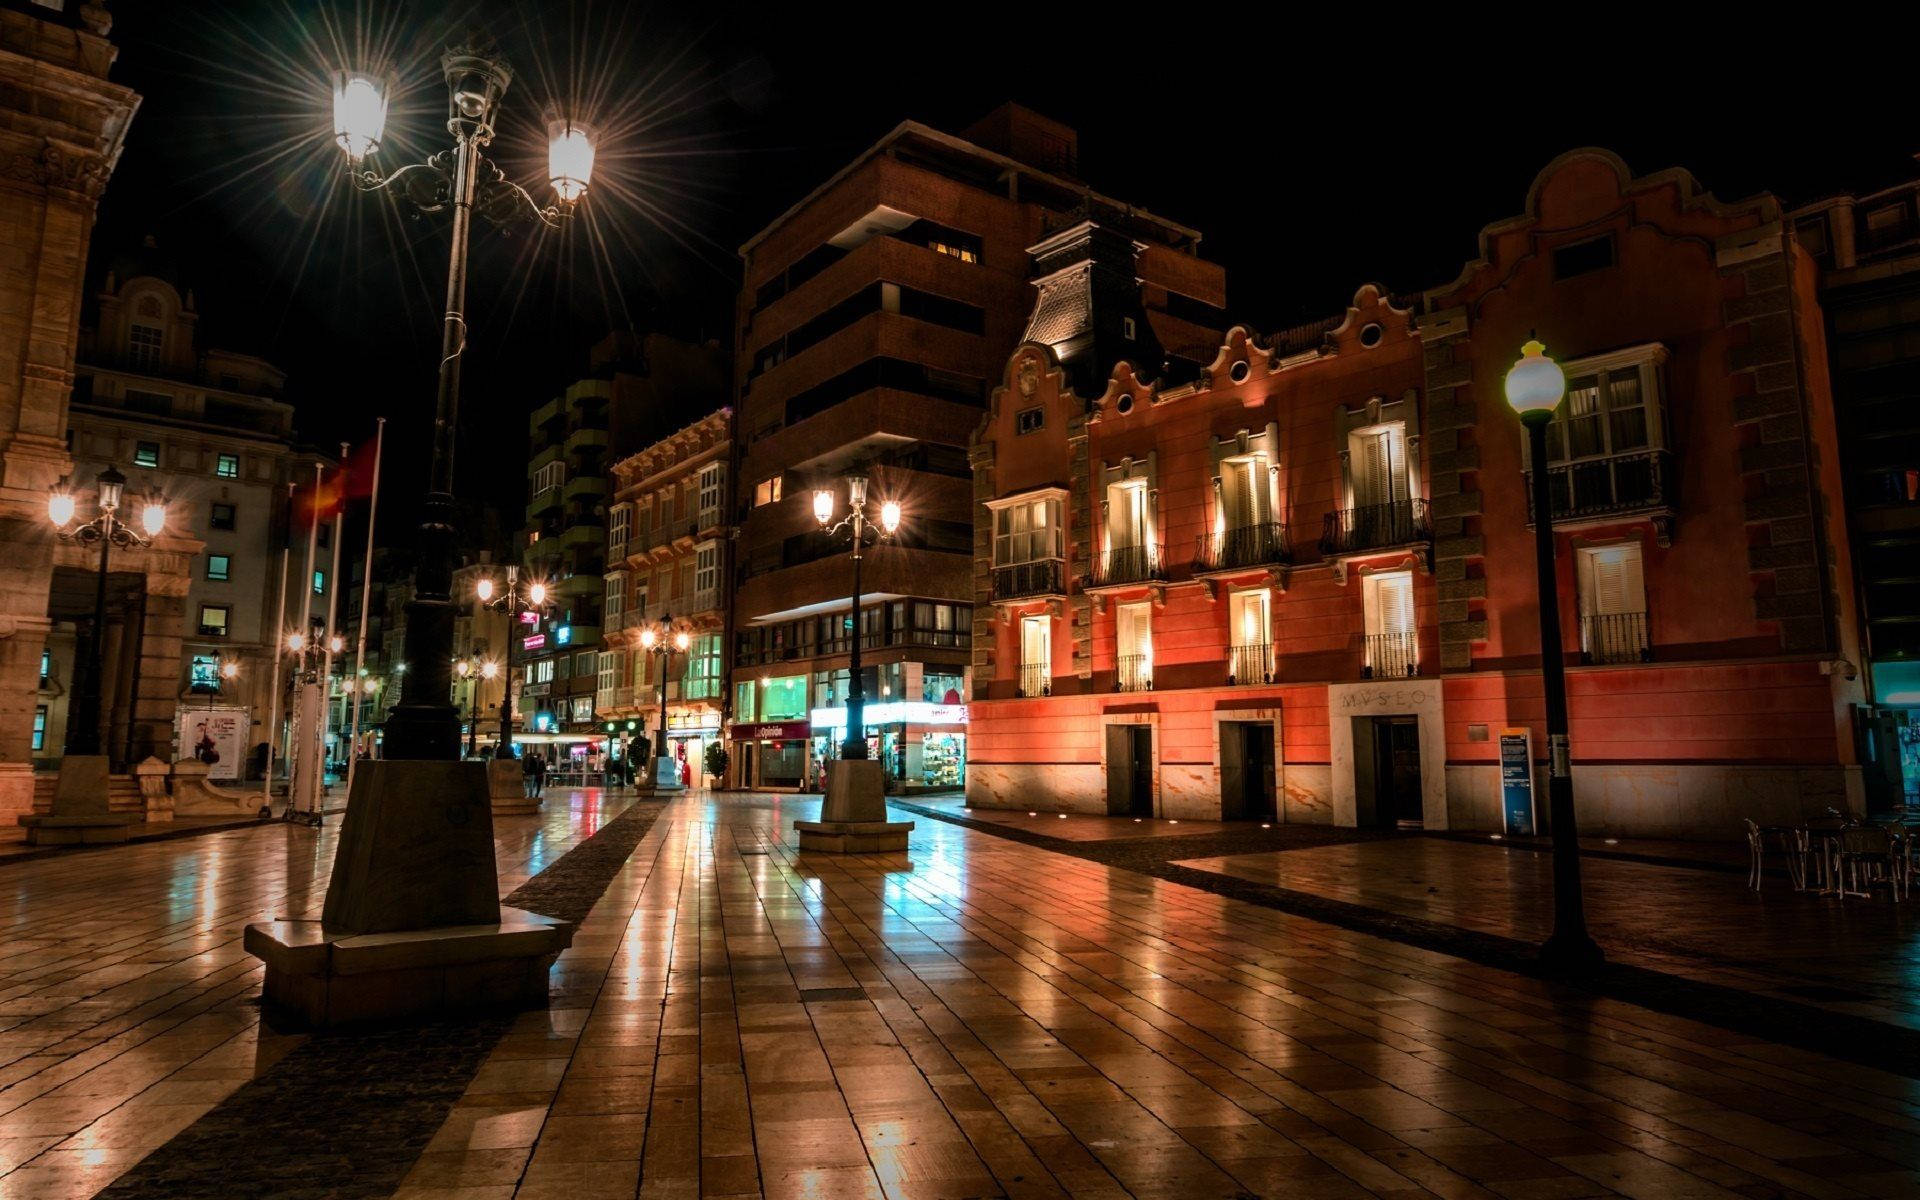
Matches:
[[1363, 631, 1417, 679], [1526, 450, 1674, 524], [993, 559, 1066, 601], [1320, 499, 1430, 556], [1227, 642, 1273, 687], [1581, 611, 1650, 665], [1089, 543, 1167, 588], [1115, 653, 1152, 692], [1194, 522, 1290, 573], [1018, 662, 1051, 698]]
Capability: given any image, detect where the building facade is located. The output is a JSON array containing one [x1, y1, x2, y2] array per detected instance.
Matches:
[[727, 104, 1223, 792], [601, 407, 731, 784], [1789, 178, 1920, 811], [968, 150, 1864, 839]]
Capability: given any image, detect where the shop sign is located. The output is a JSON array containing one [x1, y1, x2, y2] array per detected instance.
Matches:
[[1499, 728, 1536, 836], [808, 701, 968, 730], [733, 720, 811, 741], [523, 633, 546, 650]]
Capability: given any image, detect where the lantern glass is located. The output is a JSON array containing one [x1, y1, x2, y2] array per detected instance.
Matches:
[[1504, 339, 1567, 417], [476, 577, 495, 602], [140, 501, 167, 537], [47, 490, 75, 527], [96, 467, 124, 512], [529, 582, 547, 606], [331, 71, 389, 161], [812, 489, 834, 525], [673, 631, 691, 652], [546, 118, 595, 203], [880, 500, 901, 534]]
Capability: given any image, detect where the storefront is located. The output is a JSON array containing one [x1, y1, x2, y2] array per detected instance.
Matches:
[[808, 701, 967, 793], [729, 719, 811, 789]]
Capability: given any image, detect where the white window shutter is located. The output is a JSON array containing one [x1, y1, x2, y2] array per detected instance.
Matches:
[[1379, 573, 1414, 635]]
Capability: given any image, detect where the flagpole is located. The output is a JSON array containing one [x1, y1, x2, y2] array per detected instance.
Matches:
[[345, 418, 385, 796], [260, 480, 294, 816], [319, 443, 348, 806], [288, 461, 324, 821]]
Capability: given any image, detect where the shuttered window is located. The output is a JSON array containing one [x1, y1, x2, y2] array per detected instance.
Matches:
[[1351, 427, 1408, 508], [1020, 615, 1050, 669], [1107, 481, 1149, 549], [1229, 589, 1270, 650], [1364, 571, 1415, 636], [1579, 544, 1644, 616]]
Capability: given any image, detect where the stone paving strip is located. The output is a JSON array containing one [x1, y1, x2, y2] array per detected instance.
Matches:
[[90, 798, 665, 1200], [887, 797, 1920, 1083]]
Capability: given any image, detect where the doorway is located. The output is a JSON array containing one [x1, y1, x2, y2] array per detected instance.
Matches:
[[1104, 724, 1153, 816], [1352, 715, 1422, 828], [1219, 722, 1277, 820]]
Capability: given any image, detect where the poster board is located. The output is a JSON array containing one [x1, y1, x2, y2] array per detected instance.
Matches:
[[176, 706, 248, 781], [1498, 727, 1536, 836]]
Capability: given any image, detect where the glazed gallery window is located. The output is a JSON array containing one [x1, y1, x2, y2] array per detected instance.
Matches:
[[992, 497, 1063, 566], [215, 453, 240, 479], [205, 554, 230, 582], [198, 605, 231, 637], [607, 504, 630, 552], [1528, 350, 1664, 468], [604, 575, 624, 620], [754, 476, 782, 507], [128, 323, 163, 372], [32, 706, 46, 752], [694, 542, 719, 600], [134, 441, 160, 468], [533, 461, 565, 495], [697, 462, 725, 526]]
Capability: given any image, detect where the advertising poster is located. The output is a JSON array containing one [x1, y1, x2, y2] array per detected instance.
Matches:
[[1499, 728, 1536, 836], [176, 706, 248, 781]]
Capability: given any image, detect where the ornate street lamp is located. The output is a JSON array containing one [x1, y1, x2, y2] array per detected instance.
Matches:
[[329, 42, 593, 761], [474, 566, 549, 760], [637, 615, 691, 791], [1505, 338, 1603, 972], [811, 476, 901, 761], [48, 466, 165, 758]]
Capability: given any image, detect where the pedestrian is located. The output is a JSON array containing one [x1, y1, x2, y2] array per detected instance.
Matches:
[[521, 752, 537, 799], [532, 753, 547, 798]]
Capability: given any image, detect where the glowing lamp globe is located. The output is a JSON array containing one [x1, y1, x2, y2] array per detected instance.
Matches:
[[140, 501, 167, 537], [456, 658, 472, 678], [673, 631, 691, 652], [640, 627, 656, 650], [879, 500, 901, 534], [96, 466, 125, 512], [220, 660, 239, 681], [475, 577, 495, 602], [331, 71, 389, 161], [1504, 339, 1566, 418], [47, 490, 75, 527], [546, 118, 595, 203], [528, 582, 547, 606], [481, 660, 499, 680], [286, 632, 306, 653], [812, 489, 835, 525]]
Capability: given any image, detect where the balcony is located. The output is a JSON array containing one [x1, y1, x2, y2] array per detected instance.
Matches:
[[992, 559, 1066, 602], [1581, 611, 1650, 665], [1115, 653, 1152, 693], [1526, 450, 1674, 526], [1195, 522, 1290, 574], [1320, 500, 1431, 556], [1088, 544, 1167, 589], [1227, 642, 1273, 687], [1018, 662, 1051, 698], [1363, 631, 1417, 679]]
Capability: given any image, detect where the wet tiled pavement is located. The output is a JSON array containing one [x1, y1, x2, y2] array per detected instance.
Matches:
[[1, 788, 1918, 1197]]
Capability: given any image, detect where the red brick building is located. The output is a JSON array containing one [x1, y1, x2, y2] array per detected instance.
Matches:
[[967, 150, 1864, 838]]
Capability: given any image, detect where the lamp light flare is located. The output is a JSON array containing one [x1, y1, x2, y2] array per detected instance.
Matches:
[[640, 627, 656, 650], [286, 632, 306, 653], [47, 491, 74, 527], [880, 500, 901, 534], [332, 71, 389, 162], [528, 582, 547, 606], [220, 660, 239, 681], [475, 577, 495, 603], [328, 635, 344, 654], [480, 660, 499, 680], [812, 489, 834, 525], [1505, 338, 1567, 417], [140, 501, 167, 537], [456, 659, 472, 677], [673, 631, 691, 652], [547, 118, 595, 203]]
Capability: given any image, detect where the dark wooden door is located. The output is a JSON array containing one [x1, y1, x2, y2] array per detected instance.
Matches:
[[1128, 727, 1153, 817]]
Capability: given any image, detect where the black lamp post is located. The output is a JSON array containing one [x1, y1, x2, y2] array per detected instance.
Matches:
[[810, 475, 901, 761], [1506, 338, 1604, 973], [329, 43, 593, 761], [473, 565, 548, 760], [638, 615, 690, 788], [48, 467, 165, 758]]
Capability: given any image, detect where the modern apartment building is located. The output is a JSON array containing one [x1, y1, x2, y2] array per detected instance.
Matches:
[[969, 150, 1865, 840], [727, 103, 1224, 792], [601, 407, 731, 784], [518, 332, 725, 755], [1789, 178, 1920, 810]]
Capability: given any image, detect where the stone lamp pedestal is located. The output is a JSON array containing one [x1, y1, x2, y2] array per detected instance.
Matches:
[[794, 759, 913, 853], [487, 757, 538, 815], [643, 755, 683, 795], [22, 755, 135, 845], [244, 760, 571, 1027]]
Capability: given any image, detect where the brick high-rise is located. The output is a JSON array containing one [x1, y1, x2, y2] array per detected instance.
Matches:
[[725, 105, 1223, 791]]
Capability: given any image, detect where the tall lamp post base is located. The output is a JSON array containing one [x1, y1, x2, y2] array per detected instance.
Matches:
[[794, 759, 913, 853], [1538, 928, 1606, 975], [642, 756, 684, 794], [23, 754, 135, 845]]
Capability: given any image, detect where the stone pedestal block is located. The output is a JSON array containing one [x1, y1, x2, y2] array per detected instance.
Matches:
[[169, 758, 265, 819], [644, 756, 684, 794], [244, 906, 572, 1027], [488, 757, 538, 815], [321, 759, 500, 934], [23, 754, 133, 844], [795, 759, 913, 853]]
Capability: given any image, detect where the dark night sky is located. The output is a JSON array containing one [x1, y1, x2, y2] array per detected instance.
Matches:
[[89, 2, 1916, 545]]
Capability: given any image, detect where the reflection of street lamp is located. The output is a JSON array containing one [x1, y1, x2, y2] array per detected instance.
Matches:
[[474, 567, 549, 759], [49, 466, 165, 758], [811, 475, 902, 761], [329, 44, 593, 761], [1505, 338, 1603, 972], [638, 616, 690, 790]]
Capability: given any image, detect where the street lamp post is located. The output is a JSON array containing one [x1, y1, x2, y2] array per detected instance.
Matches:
[[330, 44, 593, 761], [637, 615, 690, 791], [793, 476, 914, 854], [474, 567, 548, 760], [48, 467, 166, 760], [1505, 338, 1604, 973]]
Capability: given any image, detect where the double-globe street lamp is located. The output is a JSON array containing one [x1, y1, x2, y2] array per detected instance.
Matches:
[[454, 654, 500, 759], [282, 627, 343, 827], [811, 476, 901, 764], [1504, 338, 1604, 972], [329, 43, 594, 763], [473, 567, 549, 761], [48, 467, 167, 759], [636, 616, 691, 791]]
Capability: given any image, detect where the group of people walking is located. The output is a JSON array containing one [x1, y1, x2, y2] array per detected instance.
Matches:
[[520, 752, 549, 799]]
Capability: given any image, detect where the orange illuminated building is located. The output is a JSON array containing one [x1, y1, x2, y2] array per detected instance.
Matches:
[[968, 150, 1864, 838]]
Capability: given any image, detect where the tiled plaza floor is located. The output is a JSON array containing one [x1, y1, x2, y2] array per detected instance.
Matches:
[[2, 788, 1919, 1197]]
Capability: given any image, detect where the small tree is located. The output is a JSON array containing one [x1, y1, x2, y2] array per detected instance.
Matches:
[[704, 741, 730, 784]]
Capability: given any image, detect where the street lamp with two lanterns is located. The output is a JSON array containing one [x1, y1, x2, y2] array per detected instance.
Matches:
[[473, 566, 550, 760], [636, 617, 692, 791]]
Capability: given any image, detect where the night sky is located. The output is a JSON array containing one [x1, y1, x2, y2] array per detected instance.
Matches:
[[91, 1, 1915, 544]]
